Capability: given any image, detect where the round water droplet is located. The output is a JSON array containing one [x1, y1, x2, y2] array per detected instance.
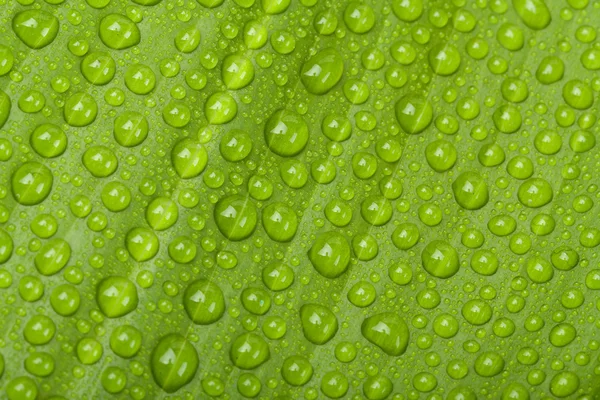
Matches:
[[220, 129, 252, 162], [146, 197, 178, 231], [0, 230, 13, 265], [96, 276, 138, 317], [64, 92, 98, 127], [562, 79, 594, 109], [183, 279, 225, 324], [6, 376, 38, 400], [308, 231, 351, 278], [214, 195, 257, 241], [262, 202, 298, 242], [264, 109, 309, 156], [24, 352, 55, 377], [0, 89, 10, 129], [114, 111, 148, 147], [13, 10, 59, 49], [517, 178, 553, 208], [452, 172, 488, 210], [301, 48, 344, 95], [536, 56, 564, 84], [125, 227, 159, 261], [151, 334, 199, 393], [222, 54, 254, 89], [262, 262, 294, 291], [421, 240, 459, 278], [50, 284, 80, 316], [81, 52, 116, 85], [24, 315, 56, 345], [361, 196, 392, 226], [344, 2, 375, 34], [395, 94, 433, 134], [205, 92, 237, 125], [361, 312, 409, 356], [171, 139, 208, 178], [175, 26, 201, 53], [30, 124, 67, 158], [0, 46, 14, 76], [125, 64, 156, 94], [230, 333, 270, 369], [428, 43, 461, 75], [300, 303, 338, 345], [550, 371, 579, 397], [282, 355, 313, 386], [513, 0, 551, 30], [474, 352, 505, 377], [12, 162, 53, 205], [82, 146, 118, 177], [99, 14, 140, 50]]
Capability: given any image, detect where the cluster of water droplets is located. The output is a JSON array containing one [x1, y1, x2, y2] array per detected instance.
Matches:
[[0, 0, 600, 398]]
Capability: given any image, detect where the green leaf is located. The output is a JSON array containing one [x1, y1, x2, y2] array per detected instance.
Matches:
[[0, 0, 599, 398]]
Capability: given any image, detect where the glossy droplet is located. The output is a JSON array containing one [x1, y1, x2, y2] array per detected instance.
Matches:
[[452, 172, 489, 210], [24, 352, 55, 377], [361, 312, 409, 356], [344, 2, 375, 34], [96, 276, 138, 317], [64, 92, 98, 127], [281, 355, 313, 386], [35, 239, 70, 276], [222, 54, 255, 89], [205, 92, 237, 124], [171, 139, 208, 178], [81, 52, 116, 85], [183, 279, 225, 324], [0, 46, 14, 76], [550, 371, 580, 398], [300, 303, 338, 345], [146, 197, 178, 231], [264, 109, 309, 157], [0, 89, 10, 129], [114, 111, 148, 147], [0, 230, 13, 265], [428, 43, 461, 75], [513, 0, 551, 30], [30, 124, 67, 158], [82, 146, 118, 177], [6, 376, 38, 400], [563, 80, 594, 109], [425, 140, 457, 172], [321, 371, 349, 399], [151, 334, 199, 393], [518, 178, 553, 208], [24, 315, 56, 345], [262, 262, 294, 291], [175, 26, 200, 53], [50, 284, 80, 316], [262, 202, 298, 242], [12, 162, 53, 205], [421, 240, 460, 278], [214, 195, 258, 241], [99, 14, 140, 50], [392, 0, 423, 22], [475, 352, 505, 377], [125, 64, 156, 94], [13, 10, 59, 49], [301, 48, 344, 95], [308, 231, 351, 278], [125, 227, 159, 261], [395, 94, 433, 134], [230, 333, 270, 369], [197, 0, 224, 7]]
